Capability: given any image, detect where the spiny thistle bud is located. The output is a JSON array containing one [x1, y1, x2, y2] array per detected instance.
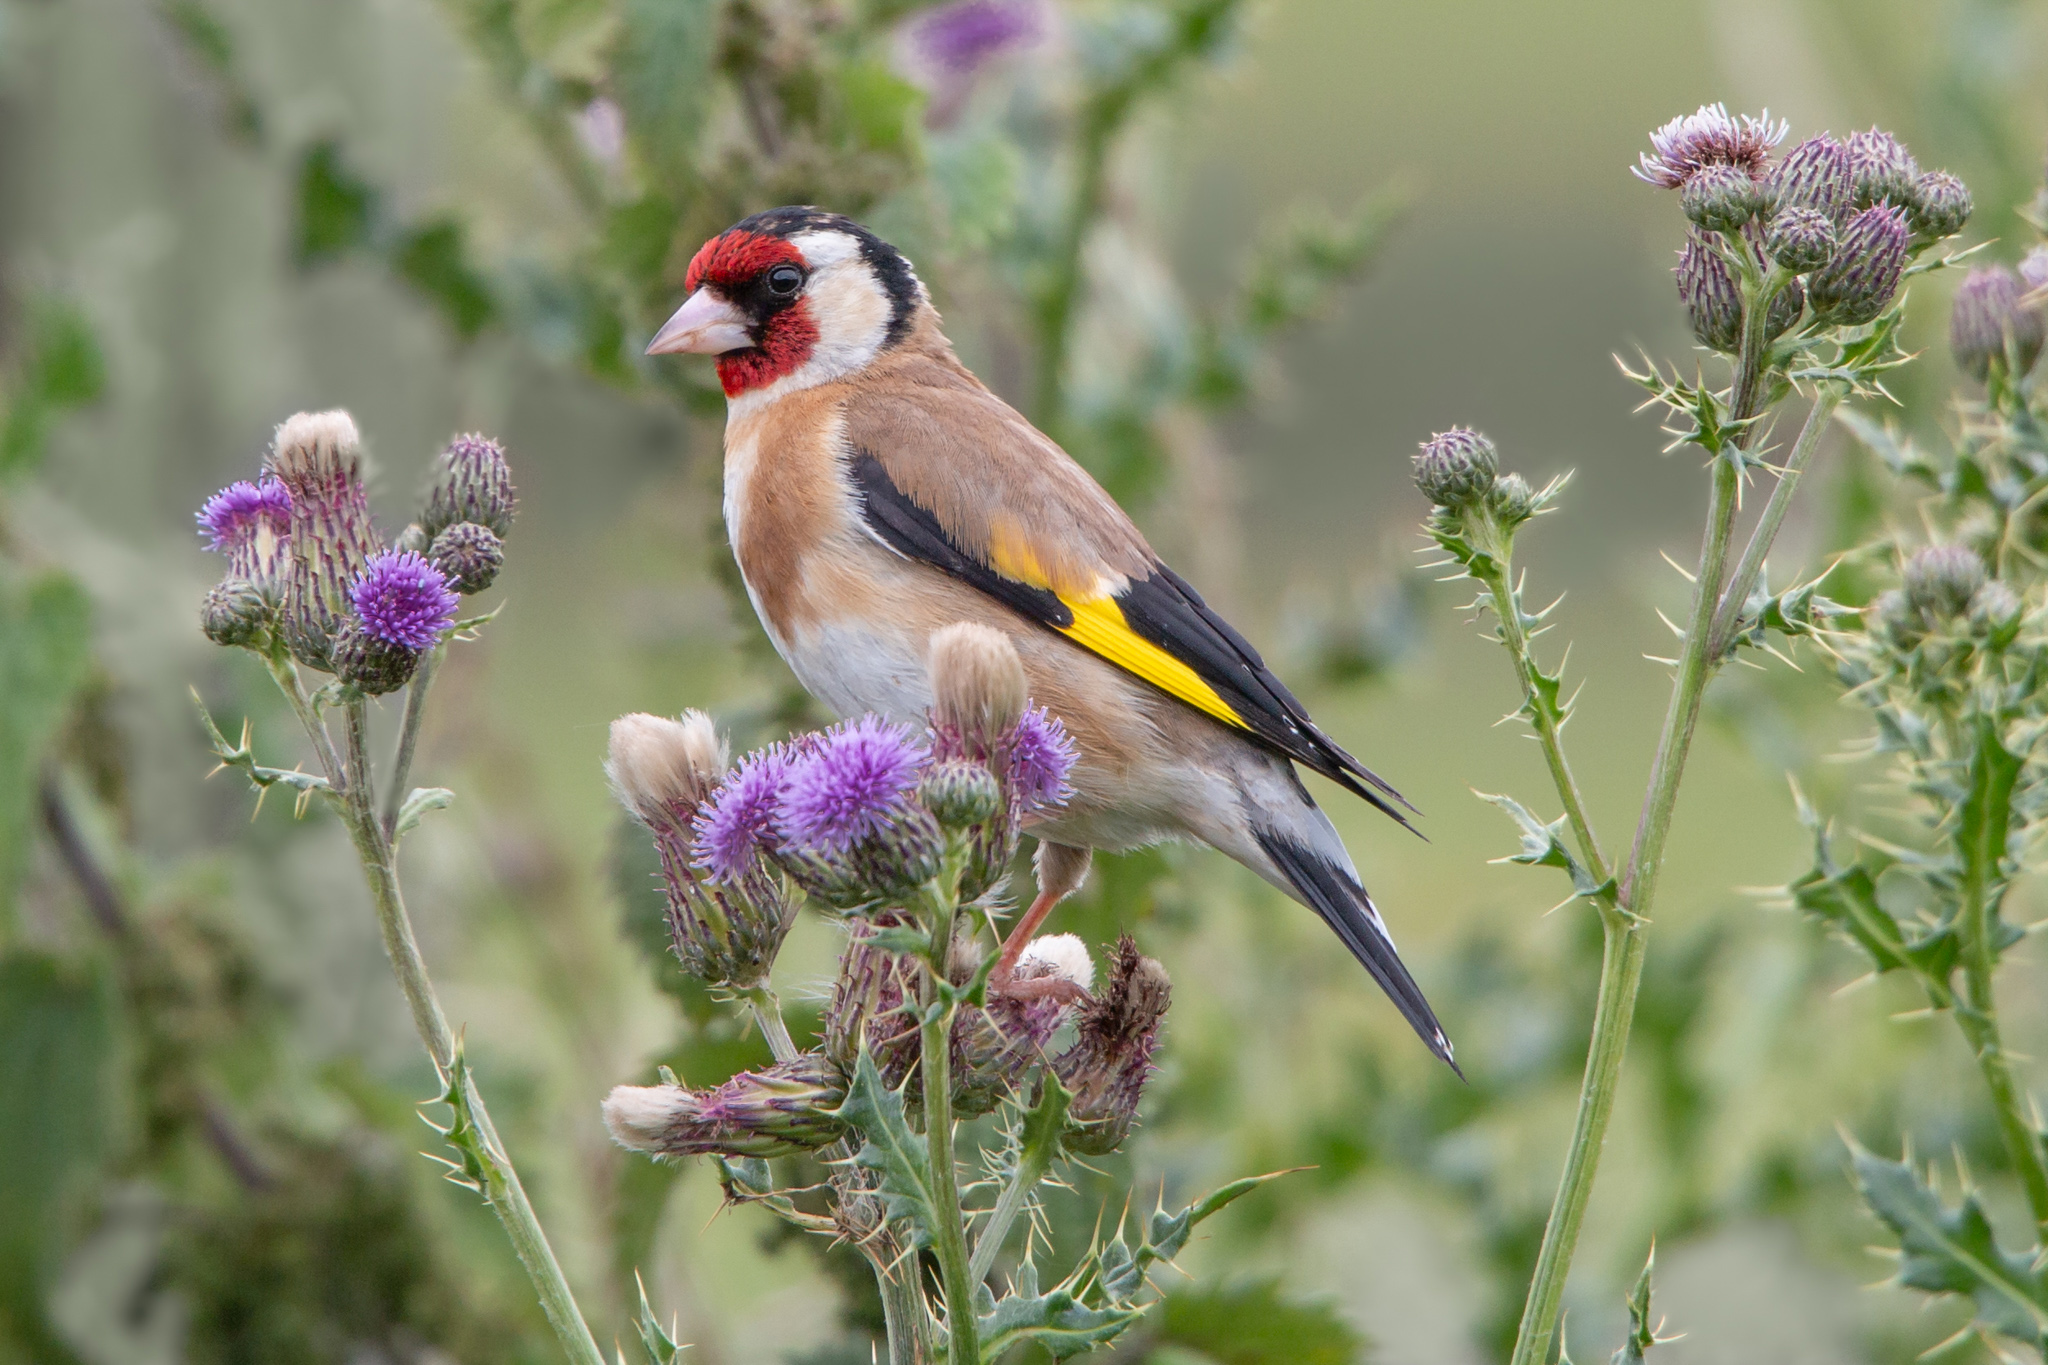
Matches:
[[1950, 265, 2045, 382], [1766, 274, 1807, 340], [1766, 207, 1837, 273], [1903, 544, 1987, 622], [1907, 171, 1972, 243], [1846, 127, 1919, 210], [350, 550, 459, 653], [1806, 204, 1910, 326], [1769, 135, 1852, 222], [427, 521, 504, 594], [1870, 588, 1920, 649], [1055, 936, 1169, 1155], [1679, 163, 1765, 233], [609, 711, 727, 842], [1412, 428, 1498, 508], [1633, 104, 1786, 188], [602, 1053, 848, 1159], [1676, 235, 1742, 352], [1969, 579, 2024, 649], [1488, 472, 1536, 527], [920, 759, 1002, 828], [929, 622, 1027, 757], [422, 433, 516, 539], [201, 579, 270, 648], [330, 619, 422, 696], [196, 478, 293, 600], [824, 908, 925, 1086], [267, 410, 384, 671]]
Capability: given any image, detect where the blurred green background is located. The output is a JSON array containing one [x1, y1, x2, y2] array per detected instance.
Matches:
[[6, 0, 2048, 1361]]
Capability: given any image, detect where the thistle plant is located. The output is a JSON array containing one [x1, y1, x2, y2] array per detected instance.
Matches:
[[189, 412, 608, 1363], [1785, 191, 2048, 1354], [1414, 106, 1973, 1363], [603, 623, 1273, 1365]]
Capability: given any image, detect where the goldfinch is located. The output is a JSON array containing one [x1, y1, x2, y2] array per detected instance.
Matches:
[[648, 207, 1453, 1068]]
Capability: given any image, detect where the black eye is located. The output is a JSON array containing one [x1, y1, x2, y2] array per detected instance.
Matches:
[[767, 264, 803, 297]]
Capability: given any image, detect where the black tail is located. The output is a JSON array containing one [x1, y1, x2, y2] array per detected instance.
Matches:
[[1256, 831, 1459, 1076]]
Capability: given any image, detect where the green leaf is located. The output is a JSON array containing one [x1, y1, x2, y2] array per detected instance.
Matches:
[[931, 131, 1023, 253], [1611, 1246, 1661, 1363], [0, 950, 116, 1362], [1786, 815, 1954, 989], [1960, 716, 2024, 962], [976, 1284, 1144, 1360], [294, 140, 380, 267], [0, 573, 92, 926], [833, 1049, 940, 1249], [614, 0, 715, 186], [631, 1268, 688, 1364], [1476, 791, 1607, 902], [1849, 1138, 2048, 1347], [1836, 406, 1939, 486], [1153, 1279, 1365, 1365], [0, 299, 107, 480], [841, 58, 924, 155], [391, 219, 498, 340], [393, 787, 455, 841]]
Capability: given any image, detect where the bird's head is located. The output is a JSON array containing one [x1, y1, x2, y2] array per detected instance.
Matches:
[[647, 208, 926, 400]]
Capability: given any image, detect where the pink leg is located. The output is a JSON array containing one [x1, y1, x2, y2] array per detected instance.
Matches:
[[990, 842, 1093, 1003]]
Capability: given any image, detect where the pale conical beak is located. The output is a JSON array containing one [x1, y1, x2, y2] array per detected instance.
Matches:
[[646, 290, 753, 355]]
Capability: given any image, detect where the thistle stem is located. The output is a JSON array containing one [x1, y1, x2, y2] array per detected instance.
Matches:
[[742, 984, 799, 1065], [263, 645, 343, 788], [968, 1160, 1036, 1288], [919, 873, 982, 1365], [329, 700, 604, 1365], [876, 1260, 932, 1365], [1706, 386, 1846, 660], [381, 642, 442, 839]]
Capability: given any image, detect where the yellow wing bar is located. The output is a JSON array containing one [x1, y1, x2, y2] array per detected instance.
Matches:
[[1056, 594, 1246, 731]]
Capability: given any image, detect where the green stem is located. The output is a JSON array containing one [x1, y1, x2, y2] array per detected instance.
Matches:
[[919, 879, 981, 1365], [743, 984, 799, 1065], [334, 703, 605, 1365], [1511, 263, 1778, 1362], [381, 644, 441, 839], [875, 1254, 932, 1365], [968, 1160, 1036, 1289], [1705, 385, 1846, 660], [263, 645, 344, 788]]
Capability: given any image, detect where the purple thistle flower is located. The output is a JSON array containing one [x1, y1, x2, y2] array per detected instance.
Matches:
[[1003, 704, 1076, 812], [695, 746, 796, 881], [1633, 104, 1787, 189], [907, 0, 1042, 75], [197, 479, 293, 552], [349, 550, 459, 651], [778, 716, 929, 856]]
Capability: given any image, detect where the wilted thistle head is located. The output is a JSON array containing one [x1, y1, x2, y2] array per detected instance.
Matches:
[[1769, 134, 1852, 222], [1679, 162, 1765, 234], [1633, 104, 1787, 189], [1950, 265, 2045, 382], [1054, 936, 1170, 1155], [267, 410, 384, 671], [422, 433, 517, 538], [197, 478, 294, 598], [601, 1053, 848, 1159], [1903, 544, 1988, 622], [1413, 427, 1498, 508], [1846, 127, 1920, 210], [1766, 207, 1837, 274], [929, 622, 1027, 756], [609, 711, 728, 841], [428, 521, 504, 595], [951, 932, 1094, 1117], [1806, 204, 1910, 326], [1675, 235, 1742, 352], [1908, 171, 1972, 243]]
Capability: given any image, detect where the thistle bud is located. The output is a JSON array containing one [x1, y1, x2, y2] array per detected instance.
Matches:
[[1969, 579, 2024, 649], [1807, 204, 1910, 326], [823, 908, 925, 1086], [1846, 127, 1919, 210], [1676, 235, 1741, 352], [200, 579, 270, 648], [1412, 428, 1498, 508], [1766, 207, 1837, 273], [1055, 936, 1169, 1155], [920, 759, 1002, 828], [267, 410, 384, 671], [428, 521, 505, 594], [951, 934, 1093, 1117], [1903, 544, 1986, 622], [330, 619, 422, 696], [422, 433, 517, 538], [928, 623, 1027, 757], [1870, 589, 1921, 649], [602, 1053, 848, 1159], [1766, 274, 1807, 340], [608, 711, 727, 842], [1487, 472, 1535, 527], [1769, 135, 1852, 222], [1950, 265, 2045, 382], [1679, 163, 1764, 234], [1907, 171, 1972, 243]]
